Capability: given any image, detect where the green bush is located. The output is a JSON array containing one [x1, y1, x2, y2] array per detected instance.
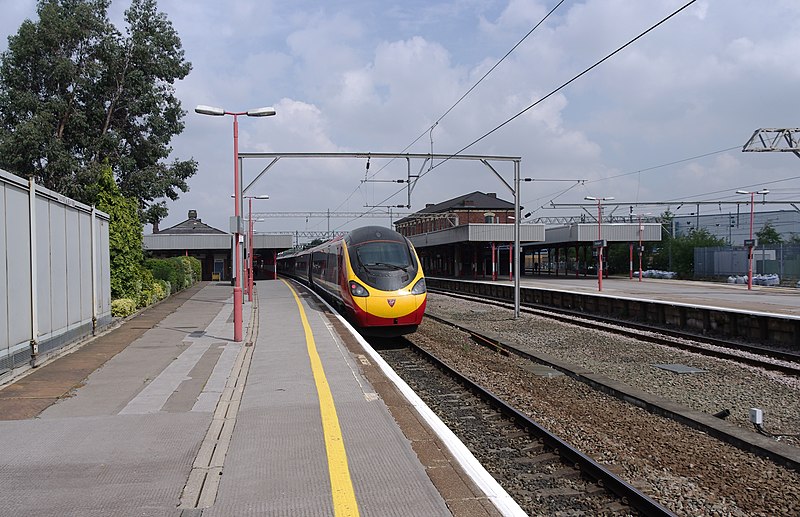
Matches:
[[144, 256, 201, 294], [169, 257, 188, 290], [112, 298, 137, 318], [187, 256, 201, 282], [137, 289, 153, 308], [153, 280, 167, 301], [146, 258, 179, 293]]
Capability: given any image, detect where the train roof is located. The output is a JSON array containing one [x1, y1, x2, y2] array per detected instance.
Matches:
[[278, 226, 406, 260], [347, 226, 404, 245]]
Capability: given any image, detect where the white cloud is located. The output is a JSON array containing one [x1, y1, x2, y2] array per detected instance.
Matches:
[[3, 0, 800, 236]]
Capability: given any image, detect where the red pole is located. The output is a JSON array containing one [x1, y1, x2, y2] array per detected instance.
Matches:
[[247, 197, 254, 301], [629, 242, 633, 280], [638, 214, 643, 282], [597, 201, 603, 292], [748, 192, 754, 290], [232, 114, 243, 342], [273, 250, 277, 280]]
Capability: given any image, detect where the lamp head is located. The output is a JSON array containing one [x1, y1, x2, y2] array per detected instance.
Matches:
[[195, 105, 225, 116], [247, 107, 276, 117]]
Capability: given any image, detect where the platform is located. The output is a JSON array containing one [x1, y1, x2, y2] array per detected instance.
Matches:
[[0, 281, 517, 516], [472, 275, 800, 317]]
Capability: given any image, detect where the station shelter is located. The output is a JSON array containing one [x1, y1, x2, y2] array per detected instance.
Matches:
[[143, 210, 293, 281], [395, 191, 544, 279], [395, 192, 662, 280], [524, 223, 663, 278]]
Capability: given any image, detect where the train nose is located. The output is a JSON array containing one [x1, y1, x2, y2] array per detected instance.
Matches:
[[364, 293, 425, 324]]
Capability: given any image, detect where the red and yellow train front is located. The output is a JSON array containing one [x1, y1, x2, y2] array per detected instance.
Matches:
[[340, 233, 426, 335]]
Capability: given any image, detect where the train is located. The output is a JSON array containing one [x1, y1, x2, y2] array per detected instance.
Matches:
[[277, 226, 427, 336]]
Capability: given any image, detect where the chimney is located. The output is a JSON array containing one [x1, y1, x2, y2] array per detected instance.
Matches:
[[425, 203, 434, 208], [188, 210, 197, 220], [487, 192, 497, 198]]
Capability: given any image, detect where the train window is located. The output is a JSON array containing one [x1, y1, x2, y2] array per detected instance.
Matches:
[[353, 242, 411, 269]]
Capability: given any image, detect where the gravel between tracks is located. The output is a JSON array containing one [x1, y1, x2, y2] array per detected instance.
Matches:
[[409, 293, 800, 516]]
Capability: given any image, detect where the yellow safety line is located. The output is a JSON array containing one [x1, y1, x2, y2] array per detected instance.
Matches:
[[282, 280, 360, 517]]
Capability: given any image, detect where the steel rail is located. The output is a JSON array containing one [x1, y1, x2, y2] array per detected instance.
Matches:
[[403, 339, 676, 516], [429, 288, 800, 376], [421, 311, 800, 473]]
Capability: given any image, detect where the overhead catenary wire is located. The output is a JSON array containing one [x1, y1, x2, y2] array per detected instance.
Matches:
[[354, 0, 700, 223], [328, 1, 567, 221]]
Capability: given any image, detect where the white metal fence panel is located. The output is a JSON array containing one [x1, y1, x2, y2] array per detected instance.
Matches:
[[1, 169, 111, 378]]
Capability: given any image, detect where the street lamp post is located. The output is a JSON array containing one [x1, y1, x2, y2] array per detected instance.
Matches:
[[585, 196, 614, 292], [245, 195, 269, 302], [736, 189, 769, 290], [634, 213, 651, 283], [196, 104, 276, 342]]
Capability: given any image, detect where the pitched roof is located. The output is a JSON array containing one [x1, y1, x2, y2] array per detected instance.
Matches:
[[157, 210, 227, 235], [395, 191, 514, 224]]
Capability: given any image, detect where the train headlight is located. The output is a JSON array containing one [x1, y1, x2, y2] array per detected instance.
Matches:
[[410, 278, 427, 295], [349, 281, 369, 297]]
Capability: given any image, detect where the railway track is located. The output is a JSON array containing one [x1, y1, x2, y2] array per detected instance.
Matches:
[[377, 339, 675, 516], [429, 287, 800, 377]]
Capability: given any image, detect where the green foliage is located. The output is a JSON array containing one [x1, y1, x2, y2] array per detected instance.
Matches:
[[111, 298, 137, 318], [145, 258, 178, 293], [756, 221, 783, 245], [663, 228, 726, 278], [188, 256, 201, 281], [95, 165, 143, 298], [606, 244, 630, 275], [144, 256, 200, 294], [0, 0, 196, 224], [169, 256, 188, 290], [152, 280, 167, 301]]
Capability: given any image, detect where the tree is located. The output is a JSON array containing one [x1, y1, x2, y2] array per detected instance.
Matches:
[[663, 228, 725, 278], [756, 221, 783, 245], [0, 0, 196, 225]]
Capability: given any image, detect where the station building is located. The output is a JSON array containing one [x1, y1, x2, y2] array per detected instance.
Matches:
[[396, 191, 662, 279], [143, 210, 292, 281], [395, 191, 545, 279]]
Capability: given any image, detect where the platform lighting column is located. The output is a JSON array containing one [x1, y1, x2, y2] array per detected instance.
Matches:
[[195, 104, 276, 342], [639, 214, 644, 282], [635, 213, 651, 283], [629, 242, 633, 280], [736, 189, 769, 290], [585, 196, 614, 292], [245, 195, 269, 302]]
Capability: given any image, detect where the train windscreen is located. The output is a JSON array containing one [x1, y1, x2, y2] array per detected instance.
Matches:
[[351, 241, 417, 290]]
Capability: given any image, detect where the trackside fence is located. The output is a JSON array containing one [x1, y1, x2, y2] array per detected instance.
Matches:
[[1, 169, 111, 380], [695, 245, 800, 285]]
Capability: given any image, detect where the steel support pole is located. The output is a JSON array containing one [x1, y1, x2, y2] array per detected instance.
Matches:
[[514, 160, 521, 319], [638, 214, 643, 282], [748, 192, 754, 290], [597, 200, 603, 292], [232, 114, 243, 342], [248, 197, 254, 302]]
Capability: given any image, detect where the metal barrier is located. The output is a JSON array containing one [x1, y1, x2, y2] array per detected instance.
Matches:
[[1, 169, 111, 379]]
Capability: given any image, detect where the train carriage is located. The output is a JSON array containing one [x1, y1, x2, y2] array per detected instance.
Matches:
[[278, 226, 426, 336]]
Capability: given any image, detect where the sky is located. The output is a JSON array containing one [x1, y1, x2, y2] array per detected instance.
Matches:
[[2, 0, 800, 242]]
